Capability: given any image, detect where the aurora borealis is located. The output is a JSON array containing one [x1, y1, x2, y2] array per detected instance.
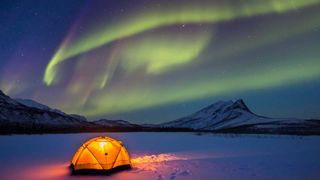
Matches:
[[1, 0, 320, 123]]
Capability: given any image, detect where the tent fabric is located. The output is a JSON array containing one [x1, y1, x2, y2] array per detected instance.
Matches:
[[71, 136, 131, 171]]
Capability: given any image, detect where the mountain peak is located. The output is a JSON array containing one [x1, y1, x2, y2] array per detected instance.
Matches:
[[161, 98, 259, 130], [0, 90, 8, 99], [199, 99, 252, 115], [0, 89, 20, 106], [232, 99, 252, 113]]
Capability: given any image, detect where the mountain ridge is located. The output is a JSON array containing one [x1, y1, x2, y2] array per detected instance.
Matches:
[[160, 99, 320, 134], [1, 90, 319, 135], [0, 90, 140, 134]]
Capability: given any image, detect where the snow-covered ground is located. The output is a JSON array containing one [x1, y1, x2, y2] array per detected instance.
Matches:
[[0, 132, 319, 180]]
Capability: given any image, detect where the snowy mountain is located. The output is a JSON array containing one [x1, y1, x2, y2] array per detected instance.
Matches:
[[1, 89, 319, 135], [0, 90, 140, 134], [14, 97, 139, 127], [15, 98, 87, 122], [0, 90, 96, 133], [160, 99, 320, 134], [15, 98, 67, 115], [15, 98, 51, 111]]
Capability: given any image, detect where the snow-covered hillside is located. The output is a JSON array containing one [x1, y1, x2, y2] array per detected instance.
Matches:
[[16, 98, 67, 115], [0, 90, 95, 133], [1, 89, 319, 135], [160, 99, 261, 130], [0, 90, 140, 133], [160, 99, 320, 134], [15, 98, 88, 122]]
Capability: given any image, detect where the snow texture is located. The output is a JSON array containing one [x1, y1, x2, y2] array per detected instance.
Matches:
[[0, 132, 319, 180]]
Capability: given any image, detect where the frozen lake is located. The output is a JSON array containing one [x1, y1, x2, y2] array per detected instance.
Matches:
[[0, 132, 319, 180]]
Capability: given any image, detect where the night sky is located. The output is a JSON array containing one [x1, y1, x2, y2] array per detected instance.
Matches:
[[1, 0, 320, 123]]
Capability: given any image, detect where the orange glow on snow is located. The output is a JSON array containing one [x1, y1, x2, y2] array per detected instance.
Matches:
[[132, 153, 186, 164], [16, 163, 70, 180], [130, 153, 187, 172]]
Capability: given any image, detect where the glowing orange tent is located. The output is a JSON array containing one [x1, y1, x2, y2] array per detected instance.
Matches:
[[71, 136, 131, 173]]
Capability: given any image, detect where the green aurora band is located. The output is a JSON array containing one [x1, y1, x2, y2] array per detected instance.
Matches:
[[77, 56, 320, 117], [120, 30, 212, 74], [44, 0, 320, 85]]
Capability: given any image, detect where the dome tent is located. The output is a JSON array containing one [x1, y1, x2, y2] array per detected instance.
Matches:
[[71, 136, 131, 174]]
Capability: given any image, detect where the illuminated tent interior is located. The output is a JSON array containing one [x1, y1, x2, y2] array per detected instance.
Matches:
[[71, 136, 131, 173]]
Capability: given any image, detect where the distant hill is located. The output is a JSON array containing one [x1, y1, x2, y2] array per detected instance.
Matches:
[[0, 90, 142, 134], [1, 90, 319, 135], [159, 99, 320, 135]]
